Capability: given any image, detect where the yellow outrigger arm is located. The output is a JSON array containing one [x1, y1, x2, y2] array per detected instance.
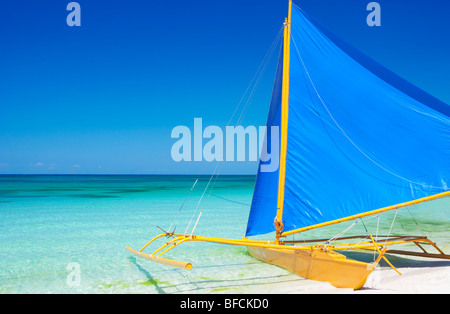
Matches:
[[126, 192, 450, 277], [126, 230, 450, 290], [127, 232, 450, 268]]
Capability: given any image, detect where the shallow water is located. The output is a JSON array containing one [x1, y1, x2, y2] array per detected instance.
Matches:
[[0, 175, 448, 293]]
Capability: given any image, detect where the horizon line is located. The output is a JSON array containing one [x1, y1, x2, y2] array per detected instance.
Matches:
[[0, 173, 257, 176]]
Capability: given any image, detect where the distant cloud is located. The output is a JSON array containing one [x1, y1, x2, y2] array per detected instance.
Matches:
[[31, 162, 44, 167], [72, 164, 81, 168]]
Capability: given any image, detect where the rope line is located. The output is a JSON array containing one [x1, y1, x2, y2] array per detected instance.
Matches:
[[167, 178, 198, 232], [176, 26, 284, 235]]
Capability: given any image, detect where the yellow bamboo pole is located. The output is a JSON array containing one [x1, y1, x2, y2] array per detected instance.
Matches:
[[328, 236, 427, 251], [281, 191, 450, 238], [368, 246, 388, 272], [150, 236, 185, 256], [139, 233, 167, 252], [156, 238, 190, 257], [369, 234, 402, 275], [126, 246, 192, 270], [172, 233, 314, 251], [275, 0, 292, 242]]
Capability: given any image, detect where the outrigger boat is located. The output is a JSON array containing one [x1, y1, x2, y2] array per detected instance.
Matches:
[[127, 1, 450, 290]]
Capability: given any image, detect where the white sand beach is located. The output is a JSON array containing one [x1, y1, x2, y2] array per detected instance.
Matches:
[[261, 267, 449, 294], [212, 258, 450, 294], [356, 266, 450, 294], [262, 266, 450, 294]]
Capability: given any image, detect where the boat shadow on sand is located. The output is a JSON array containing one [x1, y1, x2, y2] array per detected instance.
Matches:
[[129, 256, 309, 294]]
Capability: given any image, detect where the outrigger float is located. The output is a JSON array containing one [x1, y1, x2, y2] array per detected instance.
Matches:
[[127, 1, 450, 290]]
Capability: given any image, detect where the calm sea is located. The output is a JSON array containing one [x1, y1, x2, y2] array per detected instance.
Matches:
[[0, 175, 449, 293]]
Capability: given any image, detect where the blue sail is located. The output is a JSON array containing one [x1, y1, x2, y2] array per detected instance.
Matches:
[[246, 5, 450, 237], [245, 45, 283, 237]]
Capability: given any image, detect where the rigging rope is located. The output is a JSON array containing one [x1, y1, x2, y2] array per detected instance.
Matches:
[[173, 26, 284, 236], [187, 27, 283, 235], [167, 178, 198, 232], [210, 194, 251, 207], [184, 162, 220, 235]]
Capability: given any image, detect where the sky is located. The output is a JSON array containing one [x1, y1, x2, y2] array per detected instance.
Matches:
[[0, 0, 449, 175]]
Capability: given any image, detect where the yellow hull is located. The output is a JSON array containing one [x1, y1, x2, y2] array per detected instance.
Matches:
[[248, 246, 373, 290]]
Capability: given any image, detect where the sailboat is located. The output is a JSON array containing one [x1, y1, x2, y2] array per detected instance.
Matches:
[[127, 1, 450, 290]]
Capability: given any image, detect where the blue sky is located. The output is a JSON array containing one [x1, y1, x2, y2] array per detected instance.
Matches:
[[0, 0, 449, 175]]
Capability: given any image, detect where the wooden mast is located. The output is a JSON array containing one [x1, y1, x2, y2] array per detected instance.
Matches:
[[275, 0, 292, 244]]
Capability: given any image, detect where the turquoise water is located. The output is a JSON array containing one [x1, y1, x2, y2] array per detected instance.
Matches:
[[0, 175, 449, 294]]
